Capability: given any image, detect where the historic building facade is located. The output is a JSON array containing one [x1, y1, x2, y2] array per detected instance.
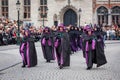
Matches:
[[0, 0, 93, 27], [93, 0, 120, 26], [0, 0, 119, 27]]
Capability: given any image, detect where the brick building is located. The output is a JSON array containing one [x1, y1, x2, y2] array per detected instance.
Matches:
[[93, 0, 120, 27]]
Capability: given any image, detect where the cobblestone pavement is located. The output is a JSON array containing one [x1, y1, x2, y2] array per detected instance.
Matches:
[[0, 41, 120, 80]]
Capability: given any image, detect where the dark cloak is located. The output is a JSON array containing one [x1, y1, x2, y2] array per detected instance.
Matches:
[[54, 31, 71, 67], [81, 32, 87, 58], [68, 30, 78, 52], [85, 35, 96, 68], [41, 33, 55, 61], [95, 31, 107, 67], [20, 37, 37, 67], [75, 29, 82, 50], [85, 33, 107, 68]]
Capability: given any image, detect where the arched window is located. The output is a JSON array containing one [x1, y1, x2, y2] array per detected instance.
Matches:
[[24, 0, 31, 19], [97, 6, 108, 25], [1, 0, 9, 18], [111, 6, 120, 25]]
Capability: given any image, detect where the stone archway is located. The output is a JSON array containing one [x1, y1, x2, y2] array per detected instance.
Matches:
[[59, 5, 78, 25]]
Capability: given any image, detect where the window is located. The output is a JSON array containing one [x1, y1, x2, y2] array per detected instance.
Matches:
[[24, 0, 31, 19], [111, 6, 120, 25], [111, 6, 120, 14], [111, 0, 120, 2], [39, 0, 48, 18], [97, 6, 108, 25], [1, 0, 9, 18]]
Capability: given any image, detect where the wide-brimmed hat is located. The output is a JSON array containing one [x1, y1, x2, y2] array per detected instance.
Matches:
[[85, 25, 93, 31], [43, 26, 50, 33], [58, 23, 64, 27]]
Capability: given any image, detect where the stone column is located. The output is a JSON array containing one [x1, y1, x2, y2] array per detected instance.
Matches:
[[93, 11, 98, 25], [95, 11, 98, 24], [92, 12, 95, 25], [108, 9, 112, 26]]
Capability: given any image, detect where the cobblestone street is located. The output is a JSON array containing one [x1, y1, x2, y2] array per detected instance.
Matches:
[[0, 41, 120, 80]]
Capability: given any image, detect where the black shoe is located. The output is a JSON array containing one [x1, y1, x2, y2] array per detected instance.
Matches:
[[46, 60, 50, 63], [86, 67, 92, 70], [58, 63, 60, 66], [21, 65, 26, 68], [59, 65, 63, 69]]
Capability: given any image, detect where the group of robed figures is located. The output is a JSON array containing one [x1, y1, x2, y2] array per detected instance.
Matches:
[[19, 24, 107, 70]]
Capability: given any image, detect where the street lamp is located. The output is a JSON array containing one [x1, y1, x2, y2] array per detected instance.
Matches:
[[78, 8, 82, 27], [38, 6, 48, 27], [16, 0, 21, 44]]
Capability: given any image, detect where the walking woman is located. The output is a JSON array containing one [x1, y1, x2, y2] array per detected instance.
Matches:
[[20, 29, 37, 68], [54, 24, 71, 69], [94, 27, 107, 68], [84, 26, 96, 70], [41, 27, 55, 62], [84, 25, 107, 70]]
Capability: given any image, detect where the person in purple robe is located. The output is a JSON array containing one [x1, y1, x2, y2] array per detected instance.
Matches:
[[74, 27, 82, 51], [41, 27, 55, 62], [19, 29, 37, 68], [84, 26, 96, 70], [54, 24, 71, 69], [81, 26, 88, 58], [68, 26, 78, 53], [84, 25, 107, 70], [94, 27, 107, 68]]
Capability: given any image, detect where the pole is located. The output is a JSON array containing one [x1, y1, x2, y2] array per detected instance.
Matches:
[[43, 0, 44, 27], [108, 0, 110, 8], [17, 10, 20, 44], [108, 0, 112, 25], [43, 15, 44, 27], [79, 14, 80, 27]]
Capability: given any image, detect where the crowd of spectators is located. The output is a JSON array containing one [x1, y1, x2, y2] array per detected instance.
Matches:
[[0, 17, 17, 45], [0, 17, 120, 46], [0, 17, 42, 46], [104, 25, 120, 40]]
